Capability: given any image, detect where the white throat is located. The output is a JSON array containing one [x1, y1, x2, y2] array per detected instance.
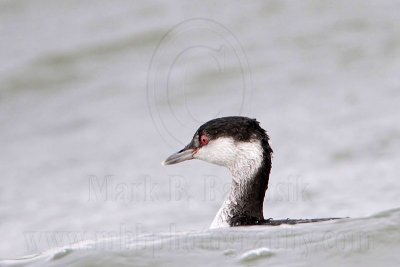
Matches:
[[193, 137, 264, 229]]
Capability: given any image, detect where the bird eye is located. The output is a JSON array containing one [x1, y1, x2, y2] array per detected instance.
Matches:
[[200, 135, 209, 146]]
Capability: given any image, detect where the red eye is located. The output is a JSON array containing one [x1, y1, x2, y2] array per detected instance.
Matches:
[[200, 135, 209, 146]]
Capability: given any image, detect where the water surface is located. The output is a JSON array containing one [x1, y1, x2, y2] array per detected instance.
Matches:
[[0, 0, 399, 266]]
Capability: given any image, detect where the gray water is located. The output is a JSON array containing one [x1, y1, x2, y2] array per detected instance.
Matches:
[[1, 0, 400, 266]]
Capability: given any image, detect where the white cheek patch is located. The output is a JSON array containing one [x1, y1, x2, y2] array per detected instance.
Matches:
[[194, 138, 236, 166], [194, 137, 263, 182]]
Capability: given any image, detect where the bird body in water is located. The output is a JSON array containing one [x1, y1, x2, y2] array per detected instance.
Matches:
[[163, 116, 341, 228]]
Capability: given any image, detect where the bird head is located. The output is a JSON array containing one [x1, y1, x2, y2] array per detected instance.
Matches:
[[162, 117, 272, 179]]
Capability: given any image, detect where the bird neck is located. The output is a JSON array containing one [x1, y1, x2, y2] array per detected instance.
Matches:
[[210, 144, 271, 228]]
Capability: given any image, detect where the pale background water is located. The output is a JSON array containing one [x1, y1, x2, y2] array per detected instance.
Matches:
[[0, 0, 400, 266]]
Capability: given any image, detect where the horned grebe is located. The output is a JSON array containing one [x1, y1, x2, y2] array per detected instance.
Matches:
[[163, 116, 341, 228]]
